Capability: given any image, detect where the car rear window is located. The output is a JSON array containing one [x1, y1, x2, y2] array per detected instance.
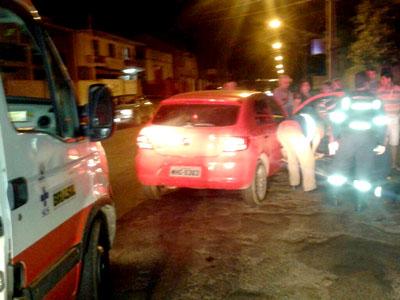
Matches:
[[152, 104, 240, 127]]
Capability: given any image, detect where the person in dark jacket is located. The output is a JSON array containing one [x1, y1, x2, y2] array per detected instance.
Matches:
[[327, 74, 387, 211]]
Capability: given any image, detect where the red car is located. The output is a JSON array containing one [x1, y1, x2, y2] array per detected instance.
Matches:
[[135, 90, 282, 205]]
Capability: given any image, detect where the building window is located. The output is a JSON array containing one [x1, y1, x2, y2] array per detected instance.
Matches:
[[108, 43, 116, 58], [123, 47, 131, 60], [92, 39, 100, 56]]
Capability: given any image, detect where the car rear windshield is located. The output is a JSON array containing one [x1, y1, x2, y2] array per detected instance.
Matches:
[[153, 104, 240, 127]]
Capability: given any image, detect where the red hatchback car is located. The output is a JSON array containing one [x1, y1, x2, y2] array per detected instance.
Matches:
[[135, 90, 282, 205]]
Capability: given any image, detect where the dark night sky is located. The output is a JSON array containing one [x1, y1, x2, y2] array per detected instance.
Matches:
[[32, 0, 360, 81]]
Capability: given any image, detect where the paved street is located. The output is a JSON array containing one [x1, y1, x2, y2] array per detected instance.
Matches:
[[103, 126, 400, 299]]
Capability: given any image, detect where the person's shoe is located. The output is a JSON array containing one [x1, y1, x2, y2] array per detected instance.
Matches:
[[392, 165, 400, 172], [290, 185, 299, 191]]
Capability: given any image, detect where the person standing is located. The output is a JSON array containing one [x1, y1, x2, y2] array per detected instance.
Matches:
[[377, 69, 400, 171], [327, 75, 387, 211], [273, 75, 294, 117], [277, 113, 319, 192], [365, 67, 378, 94]]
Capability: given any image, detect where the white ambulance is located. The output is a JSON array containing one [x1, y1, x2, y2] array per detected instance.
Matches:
[[0, 0, 116, 299]]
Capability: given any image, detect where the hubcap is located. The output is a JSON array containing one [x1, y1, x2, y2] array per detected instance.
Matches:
[[255, 164, 267, 200]]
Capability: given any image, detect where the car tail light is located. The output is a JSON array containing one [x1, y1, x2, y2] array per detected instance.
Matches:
[[137, 134, 153, 149], [222, 136, 249, 152]]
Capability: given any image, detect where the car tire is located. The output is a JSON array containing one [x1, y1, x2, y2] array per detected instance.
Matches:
[[143, 185, 162, 200], [78, 219, 110, 300], [242, 160, 268, 206]]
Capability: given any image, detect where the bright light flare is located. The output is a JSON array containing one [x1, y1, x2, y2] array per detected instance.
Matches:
[[374, 186, 382, 198], [373, 115, 387, 126], [275, 64, 284, 69], [349, 121, 371, 131], [277, 69, 285, 74], [272, 42, 282, 49], [353, 180, 371, 192], [328, 174, 347, 186], [341, 97, 351, 110], [329, 111, 347, 124], [268, 19, 282, 29], [222, 137, 248, 152], [274, 55, 283, 61]]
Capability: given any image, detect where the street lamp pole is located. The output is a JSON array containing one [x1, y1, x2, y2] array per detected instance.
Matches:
[[326, 0, 335, 80]]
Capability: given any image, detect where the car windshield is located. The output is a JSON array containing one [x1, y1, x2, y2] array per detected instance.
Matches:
[[152, 104, 239, 127]]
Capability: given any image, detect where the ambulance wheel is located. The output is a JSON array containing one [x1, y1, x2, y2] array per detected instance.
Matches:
[[242, 161, 268, 206], [143, 185, 162, 200], [78, 219, 110, 300]]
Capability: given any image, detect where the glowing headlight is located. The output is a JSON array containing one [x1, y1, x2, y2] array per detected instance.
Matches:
[[349, 121, 371, 130], [372, 99, 382, 110], [328, 174, 347, 186], [120, 109, 133, 117], [341, 97, 351, 110], [372, 115, 387, 126], [353, 180, 371, 192], [329, 111, 347, 124]]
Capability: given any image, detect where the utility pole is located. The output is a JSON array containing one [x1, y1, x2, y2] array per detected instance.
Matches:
[[325, 0, 335, 80]]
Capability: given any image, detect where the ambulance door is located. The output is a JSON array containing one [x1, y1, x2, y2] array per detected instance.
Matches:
[[0, 5, 97, 298], [0, 121, 11, 300]]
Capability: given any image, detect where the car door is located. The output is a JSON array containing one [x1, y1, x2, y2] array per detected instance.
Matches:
[[0, 6, 96, 298], [252, 95, 281, 175]]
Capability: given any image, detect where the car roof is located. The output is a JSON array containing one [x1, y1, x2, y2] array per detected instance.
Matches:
[[165, 90, 261, 103]]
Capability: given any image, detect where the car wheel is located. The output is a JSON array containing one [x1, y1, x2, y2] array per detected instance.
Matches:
[[78, 219, 110, 300], [143, 185, 162, 200], [242, 160, 268, 206]]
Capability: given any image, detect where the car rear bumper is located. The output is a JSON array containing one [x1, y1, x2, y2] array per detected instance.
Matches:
[[135, 150, 257, 190]]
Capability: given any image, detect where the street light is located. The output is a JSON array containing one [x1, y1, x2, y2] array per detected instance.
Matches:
[[272, 42, 282, 50], [268, 18, 281, 29], [274, 55, 283, 61], [275, 64, 284, 69]]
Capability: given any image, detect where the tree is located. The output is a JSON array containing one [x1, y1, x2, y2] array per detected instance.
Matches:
[[348, 0, 398, 70]]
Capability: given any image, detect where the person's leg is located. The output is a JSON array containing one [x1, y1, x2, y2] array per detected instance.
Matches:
[[388, 115, 399, 169], [296, 135, 316, 191], [277, 122, 301, 187]]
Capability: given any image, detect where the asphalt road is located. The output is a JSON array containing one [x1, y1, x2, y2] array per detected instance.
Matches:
[[103, 126, 400, 299]]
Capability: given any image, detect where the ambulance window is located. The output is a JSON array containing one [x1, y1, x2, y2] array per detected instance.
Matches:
[[0, 7, 78, 139]]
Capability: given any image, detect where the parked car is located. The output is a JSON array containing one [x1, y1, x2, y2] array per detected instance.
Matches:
[[113, 94, 156, 126], [135, 90, 282, 205]]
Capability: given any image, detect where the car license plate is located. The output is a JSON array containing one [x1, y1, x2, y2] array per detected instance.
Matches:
[[169, 166, 201, 178]]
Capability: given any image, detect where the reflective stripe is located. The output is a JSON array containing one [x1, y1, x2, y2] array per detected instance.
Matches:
[[299, 113, 316, 142]]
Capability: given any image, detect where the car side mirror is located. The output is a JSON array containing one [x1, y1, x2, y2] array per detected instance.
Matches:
[[87, 84, 114, 141]]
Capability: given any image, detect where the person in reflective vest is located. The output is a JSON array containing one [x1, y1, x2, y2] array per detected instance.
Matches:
[[277, 112, 321, 192], [327, 90, 387, 210]]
